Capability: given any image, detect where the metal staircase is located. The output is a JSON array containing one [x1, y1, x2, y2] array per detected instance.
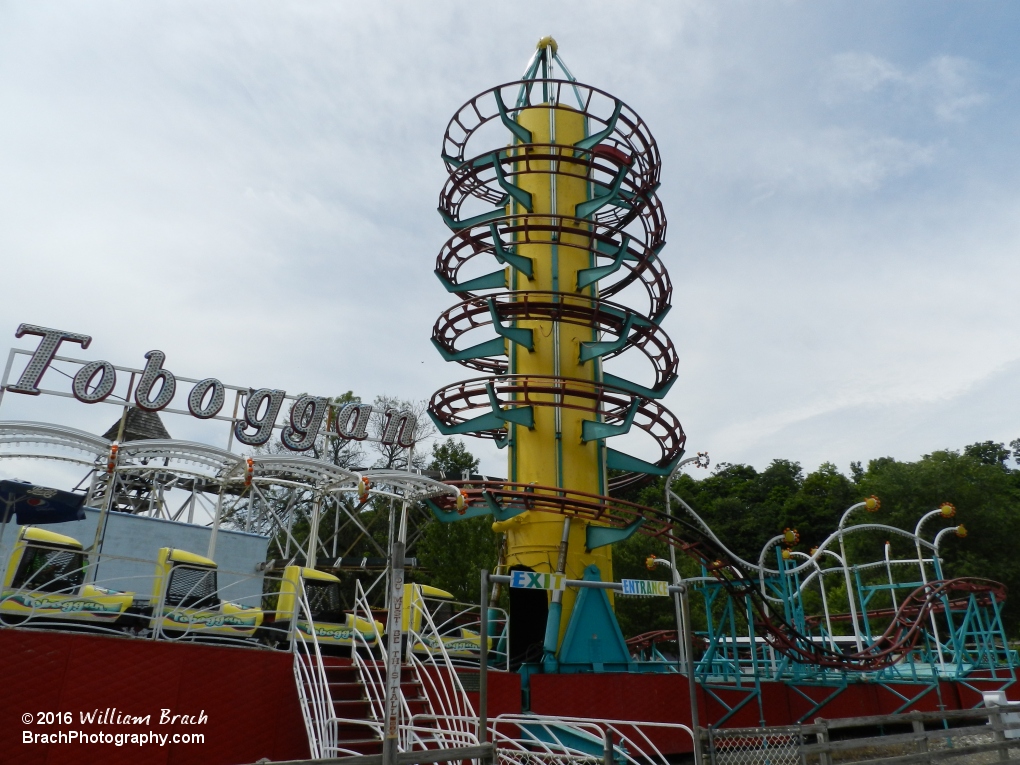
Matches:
[[293, 578, 477, 759]]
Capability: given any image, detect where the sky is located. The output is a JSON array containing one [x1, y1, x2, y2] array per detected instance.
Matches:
[[1, 1, 1018, 481]]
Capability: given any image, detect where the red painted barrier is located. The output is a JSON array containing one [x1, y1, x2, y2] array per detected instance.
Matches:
[[3, 626, 1016, 763], [528, 672, 1020, 755], [0, 627, 309, 765]]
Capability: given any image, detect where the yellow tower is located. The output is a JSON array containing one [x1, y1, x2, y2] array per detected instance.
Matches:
[[494, 43, 611, 646], [430, 39, 684, 666]]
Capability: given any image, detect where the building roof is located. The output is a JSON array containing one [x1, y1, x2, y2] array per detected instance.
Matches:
[[102, 407, 171, 442]]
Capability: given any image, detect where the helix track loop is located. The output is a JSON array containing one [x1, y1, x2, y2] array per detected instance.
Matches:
[[430, 69, 684, 490], [442, 78, 661, 186], [435, 211, 671, 320], [431, 291, 678, 394]]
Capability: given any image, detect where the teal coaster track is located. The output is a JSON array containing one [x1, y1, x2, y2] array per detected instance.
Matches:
[[431, 480, 1013, 674]]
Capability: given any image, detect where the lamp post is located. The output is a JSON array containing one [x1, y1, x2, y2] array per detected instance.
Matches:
[[647, 556, 702, 765], [836, 496, 880, 652]]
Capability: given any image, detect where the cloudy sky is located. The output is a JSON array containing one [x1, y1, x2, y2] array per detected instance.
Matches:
[[1, 1, 1017, 479]]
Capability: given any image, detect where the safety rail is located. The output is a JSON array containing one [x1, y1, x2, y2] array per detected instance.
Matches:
[[291, 585, 339, 759], [350, 578, 393, 730], [404, 594, 482, 750], [409, 594, 509, 670], [489, 714, 695, 765]]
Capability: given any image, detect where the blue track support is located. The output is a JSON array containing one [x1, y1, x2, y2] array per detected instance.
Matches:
[[494, 89, 532, 144], [579, 313, 634, 363], [439, 200, 510, 231], [490, 154, 532, 212], [434, 268, 506, 293], [430, 336, 506, 364], [489, 223, 534, 277], [605, 447, 683, 477], [585, 518, 644, 551], [488, 298, 534, 351], [575, 165, 627, 220], [580, 399, 639, 442], [576, 234, 630, 289], [485, 381, 534, 428], [601, 372, 676, 400], [557, 565, 634, 673]]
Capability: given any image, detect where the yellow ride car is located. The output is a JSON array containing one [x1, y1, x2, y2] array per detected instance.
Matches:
[[151, 547, 263, 639], [0, 527, 133, 625], [272, 565, 382, 652], [403, 583, 488, 658]]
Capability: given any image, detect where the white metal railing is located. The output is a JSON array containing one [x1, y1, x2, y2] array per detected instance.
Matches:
[[403, 594, 480, 750], [405, 714, 695, 765], [350, 579, 390, 725], [494, 715, 695, 765], [408, 595, 510, 671], [291, 586, 337, 759]]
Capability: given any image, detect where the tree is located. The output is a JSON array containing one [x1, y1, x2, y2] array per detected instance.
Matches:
[[855, 443, 1020, 632], [368, 395, 436, 471], [429, 437, 480, 477], [414, 439, 498, 602]]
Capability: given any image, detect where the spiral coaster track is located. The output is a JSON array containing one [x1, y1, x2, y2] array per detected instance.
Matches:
[[428, 45, 686, 489], [426, 42, 1007, 675]]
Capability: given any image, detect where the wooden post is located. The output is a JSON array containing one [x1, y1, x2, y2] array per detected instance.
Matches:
[[911, 714, 930, 765], [814, 718, 831, 765]]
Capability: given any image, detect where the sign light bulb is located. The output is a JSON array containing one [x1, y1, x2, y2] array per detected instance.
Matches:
[[106, 441, 119, 474]]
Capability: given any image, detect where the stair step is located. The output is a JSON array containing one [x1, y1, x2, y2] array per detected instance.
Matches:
[[328, 682, 368, 700], [324, 667, 361, 682], [332, 699, 374, 717], [334, 726, 383, 738]]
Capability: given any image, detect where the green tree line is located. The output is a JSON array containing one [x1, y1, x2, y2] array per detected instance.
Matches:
[[418, 438, 1020, 640]]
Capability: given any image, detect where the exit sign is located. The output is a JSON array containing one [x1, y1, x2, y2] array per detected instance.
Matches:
[[510, 570, 566, 592]]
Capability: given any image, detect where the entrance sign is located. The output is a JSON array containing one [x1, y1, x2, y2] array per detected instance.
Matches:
[[621, 579, 669, 597], [510, 570, 566, 592], [1, 324, 419, 452]]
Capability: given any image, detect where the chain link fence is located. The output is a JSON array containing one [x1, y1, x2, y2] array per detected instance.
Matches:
[[704, 726, 805, 765]]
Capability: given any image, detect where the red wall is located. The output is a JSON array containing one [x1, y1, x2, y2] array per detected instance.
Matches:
[[419, 667, 522, 719], [4, 627, 1015, 762], [0, 628, 310, 765], [529, 672, 1020, 755]]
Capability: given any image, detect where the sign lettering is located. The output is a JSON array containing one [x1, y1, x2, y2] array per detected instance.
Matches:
[[621, 579, 670, 597], [2, 324, 420, 452], [510, 570, 566, 592]]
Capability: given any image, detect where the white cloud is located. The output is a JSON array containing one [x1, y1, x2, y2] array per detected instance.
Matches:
[[823, 51, 988, 123], [749, 128, 935, 196]]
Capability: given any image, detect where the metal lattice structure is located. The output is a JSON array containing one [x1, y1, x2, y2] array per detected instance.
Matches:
[[0, 420, 457, 601]]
